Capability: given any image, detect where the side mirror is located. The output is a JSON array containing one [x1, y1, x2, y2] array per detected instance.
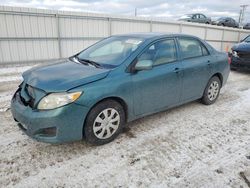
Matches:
[[135, 60, 153, 71]]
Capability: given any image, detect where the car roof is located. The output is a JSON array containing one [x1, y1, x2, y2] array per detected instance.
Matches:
[[114, 32, 198, 40]]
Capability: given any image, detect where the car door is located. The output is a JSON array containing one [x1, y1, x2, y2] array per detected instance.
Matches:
[[232, 19, 238, 27], [223, 18, 228, 26], [225, 18, 231, 27], [131, 38, 182, 116], [232, 19, 236, 27], [192, 14, 199, 23], [228, 18, 233, 27], [177, 37, 211, 102], [199, 14, 206, 23]]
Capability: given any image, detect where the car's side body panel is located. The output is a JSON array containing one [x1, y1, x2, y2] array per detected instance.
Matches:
[[131, 60, 182, 116], [71, 35, 230, 122]]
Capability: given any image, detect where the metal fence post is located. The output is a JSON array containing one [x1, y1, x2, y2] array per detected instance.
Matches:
[[150, 20, 153, 32], [238, 30, 241, 42], [108, 17, 112, 36], [221, 29, 225, 51], [179, 23, 182, 33], [204, 26, 208, 40], [56, 13, 62, 58]]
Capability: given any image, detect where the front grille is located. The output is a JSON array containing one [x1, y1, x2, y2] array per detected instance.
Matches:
[[25, 85, 35, 108], [14, 89, 27, 106], [18, 84, 36, 108], [18, 82, 46, 109], [238, 52, 250, 60]]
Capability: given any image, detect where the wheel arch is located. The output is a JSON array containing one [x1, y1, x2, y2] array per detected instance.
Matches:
[[97, 96, 128, 122], [212, 73, 223, 86]]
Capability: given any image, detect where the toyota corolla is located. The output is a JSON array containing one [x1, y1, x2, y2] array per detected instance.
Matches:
[[11, 33, 230, 145]]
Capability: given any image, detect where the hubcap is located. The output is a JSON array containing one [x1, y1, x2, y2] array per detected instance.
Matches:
[[207, 81, 219, 101], [93, 108, 120, 139]]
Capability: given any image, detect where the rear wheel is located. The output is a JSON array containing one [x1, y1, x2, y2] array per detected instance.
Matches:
[[84, 100, 125, 145], [201, 76, 221, 105]]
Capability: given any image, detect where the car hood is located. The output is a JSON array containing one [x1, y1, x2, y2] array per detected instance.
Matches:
[[22, 59, 111, 92], [232, 42, 250, 52]]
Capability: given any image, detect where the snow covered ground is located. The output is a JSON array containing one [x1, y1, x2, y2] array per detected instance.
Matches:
[[0, 66, 250, 188], [0, 65, 34, 112]]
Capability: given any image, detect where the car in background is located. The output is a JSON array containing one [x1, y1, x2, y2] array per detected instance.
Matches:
[[230, 35, 250, 70], [179, 13, 211, 24], [212, 17, 239, 28], [11, 33, 230, 145], [243, 23, 250, 30]]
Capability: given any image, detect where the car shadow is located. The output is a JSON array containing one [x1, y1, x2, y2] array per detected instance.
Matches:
[[231, 69, 250, 74], [27, 100, 200, 154]]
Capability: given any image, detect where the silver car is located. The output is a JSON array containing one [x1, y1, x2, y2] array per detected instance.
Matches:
[[179, 13, 211, 24]]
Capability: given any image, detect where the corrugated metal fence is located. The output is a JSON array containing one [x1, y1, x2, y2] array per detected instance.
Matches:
[[0, 6, 250, 65]]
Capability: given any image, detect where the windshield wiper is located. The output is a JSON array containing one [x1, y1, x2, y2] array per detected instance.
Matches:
[[70, 56, 89, 66], [77, 57, 102, 68]]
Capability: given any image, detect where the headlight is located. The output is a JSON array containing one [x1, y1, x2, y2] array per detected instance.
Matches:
[[37, 92, 82, 110], [232, 51, 239, 58]]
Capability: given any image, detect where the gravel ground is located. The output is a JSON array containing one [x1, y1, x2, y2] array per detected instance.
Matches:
[[0, 67, 250, 188]]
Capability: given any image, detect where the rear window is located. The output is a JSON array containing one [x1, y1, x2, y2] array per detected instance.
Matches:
[[179, 38, 208, 59]]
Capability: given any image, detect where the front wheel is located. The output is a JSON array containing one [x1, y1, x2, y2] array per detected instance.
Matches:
[[84, 100, 125, 145], [230, 67, 237, 71], [201, 76, 221, 105]]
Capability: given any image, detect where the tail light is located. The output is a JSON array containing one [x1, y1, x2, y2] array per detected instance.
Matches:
[[228, 56, 231, 64]]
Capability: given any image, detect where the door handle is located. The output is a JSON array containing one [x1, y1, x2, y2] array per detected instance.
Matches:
[[174, 67, 181, 73]]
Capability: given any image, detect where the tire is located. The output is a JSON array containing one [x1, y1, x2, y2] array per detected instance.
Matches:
[[201, 76, 221, 105], [230, 67, 237, 71], [84, 100, 125, 145]]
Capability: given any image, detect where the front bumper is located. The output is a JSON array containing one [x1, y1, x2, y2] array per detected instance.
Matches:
[[11, 91, 89, 143], [231, 56, 250, 70]]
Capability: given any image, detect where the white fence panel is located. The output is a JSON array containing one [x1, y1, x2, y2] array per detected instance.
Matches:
[[224, 30, 239, 42], [152, 23, 180, 33], [181, 25, 206, 39], [206, 28, 224, 41], [0, 5, 250, 65], [111, 20, 150, 34]]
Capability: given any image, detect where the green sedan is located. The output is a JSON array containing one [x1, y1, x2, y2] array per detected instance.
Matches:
[[11, 33, 230, 145]]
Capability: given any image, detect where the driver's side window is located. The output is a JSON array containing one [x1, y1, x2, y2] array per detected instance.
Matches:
[[138, 39, 177, 66]]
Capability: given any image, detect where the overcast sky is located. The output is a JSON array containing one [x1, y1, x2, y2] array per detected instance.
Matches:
[[0, 0, 249, 22]]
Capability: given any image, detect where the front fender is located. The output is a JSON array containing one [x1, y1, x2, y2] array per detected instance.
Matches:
[[69, 71, 134, 121]]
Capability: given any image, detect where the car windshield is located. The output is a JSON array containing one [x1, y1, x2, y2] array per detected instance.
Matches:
[[180, 14, 192, 19], [243, 36, 250, 42], [77, 36, 144, 67]]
